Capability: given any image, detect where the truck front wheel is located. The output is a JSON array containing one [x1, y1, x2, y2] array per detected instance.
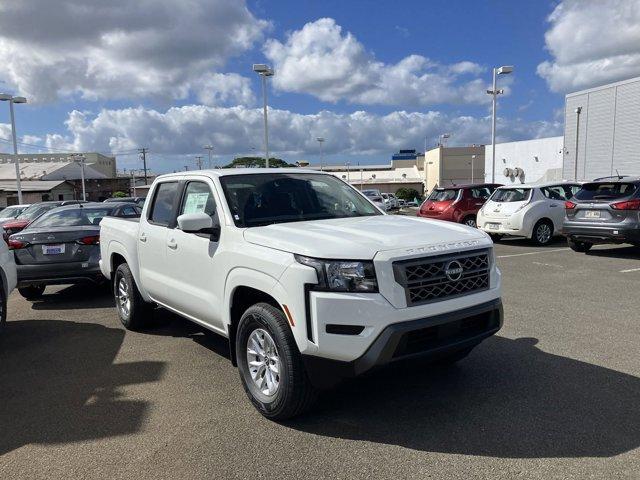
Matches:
[[236, 303, 317, 420], [114, 263, 152, 330]]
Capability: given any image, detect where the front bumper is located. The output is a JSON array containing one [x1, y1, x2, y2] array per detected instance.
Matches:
[[17, 261, 103, 287], [302, 299, 503, 388]]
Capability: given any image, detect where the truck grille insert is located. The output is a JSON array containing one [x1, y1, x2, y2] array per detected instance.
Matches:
[[393, 249, 490, 306]]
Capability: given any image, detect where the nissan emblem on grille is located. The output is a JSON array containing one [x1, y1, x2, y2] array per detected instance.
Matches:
[[393, 249, 491, 306], [444, 260, 464, 281]]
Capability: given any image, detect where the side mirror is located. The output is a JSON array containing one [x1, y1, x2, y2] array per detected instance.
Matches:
[[177, 212, 220, 240]]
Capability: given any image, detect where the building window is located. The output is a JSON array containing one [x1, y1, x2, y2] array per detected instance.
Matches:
[[58, 194, 64, 201]]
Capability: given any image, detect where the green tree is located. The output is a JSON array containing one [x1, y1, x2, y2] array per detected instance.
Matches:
[[222, 157, 295, 168], [395, 187, 422, 201], [113, 191, 128, 198]]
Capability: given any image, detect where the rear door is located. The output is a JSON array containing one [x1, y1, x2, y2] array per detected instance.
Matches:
[[540, 185, 570, 230], [138, 180, 181, 303]]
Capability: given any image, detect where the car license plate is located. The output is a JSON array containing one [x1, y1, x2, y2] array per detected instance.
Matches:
[[42, 244, 65, 255], [487, 223, 501, 230], [585, 210, 601, 219]]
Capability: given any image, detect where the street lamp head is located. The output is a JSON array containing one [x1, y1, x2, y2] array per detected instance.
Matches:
[[441, 133, 450, 139], [13, 96, 27, 104], [253, 64, 274, 76], [316, 137, 325, 143], [0, 93, 12, 101], [497, 65, 514, 75], [575, 106, 582, 114]]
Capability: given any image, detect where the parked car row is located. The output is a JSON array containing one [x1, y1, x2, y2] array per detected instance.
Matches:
[[3, 201, 141, 299]]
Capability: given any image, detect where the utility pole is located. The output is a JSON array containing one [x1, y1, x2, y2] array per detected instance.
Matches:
[[195, 155, 203, 170], [70, 153, 86, 201], [184, 165, 189, 171], [574, 107, 582, 181], [203, 145, 214, 169], [138, 148, 149, 184]]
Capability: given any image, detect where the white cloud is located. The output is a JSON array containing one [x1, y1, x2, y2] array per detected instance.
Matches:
[[264, 18, 489, 106], [0, 0, 268, 104], [41, 105, 560, 171], [538, 0, 640, 92]]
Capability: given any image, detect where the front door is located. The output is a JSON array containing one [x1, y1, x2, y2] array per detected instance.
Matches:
[[164, 180, 224, 331], [138, 180, 180, 303]]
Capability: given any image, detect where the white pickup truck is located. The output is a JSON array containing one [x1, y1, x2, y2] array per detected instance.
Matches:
[[100, 169, 502, 419]]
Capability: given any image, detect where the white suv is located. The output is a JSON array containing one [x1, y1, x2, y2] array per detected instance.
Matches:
[[477, 182, 581, 245]]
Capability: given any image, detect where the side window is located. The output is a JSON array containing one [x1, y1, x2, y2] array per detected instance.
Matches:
[[179, 182, 216, 217], [542, 186, 568, 201], [149, 182, 179, 226], [471, 188, 490, 199], [120, 206, 139, 217]]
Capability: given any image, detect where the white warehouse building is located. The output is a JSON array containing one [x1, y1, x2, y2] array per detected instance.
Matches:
[[484, 136, 564, 185], [563, 75, 640, 181]]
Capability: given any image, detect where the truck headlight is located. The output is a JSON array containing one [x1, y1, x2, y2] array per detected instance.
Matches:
[[295, 255, 378, 292]]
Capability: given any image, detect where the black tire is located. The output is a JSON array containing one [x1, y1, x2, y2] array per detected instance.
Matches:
[[236, 302, 317, 420], [489, 233, 503, 242], [461, 215, 477, 228], [568, 238, 593, 253], [433, 346, 475, 366], [113, 263, 152, 330], [0, 286, 6, 334], [18, 284, 45, 301], [531, 219, 554, 246]]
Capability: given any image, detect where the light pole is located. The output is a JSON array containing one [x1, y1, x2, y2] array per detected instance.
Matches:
[[71, 153, 86, 201], [471, 154, 476, 183], [203, 144, 214, 169], [317, 137, 325, 168], [573, 107, 582, 181], [253, 64, 274, 168], [345, 161, 350, 182], [487, 65, 513, 182], [438, 133, 450, 147], [0, 93, 27, 204]]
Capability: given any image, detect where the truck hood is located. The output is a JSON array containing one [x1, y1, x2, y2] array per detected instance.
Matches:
[[243, 215, 488, 259]]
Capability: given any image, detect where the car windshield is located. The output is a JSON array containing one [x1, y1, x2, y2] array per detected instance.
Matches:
[[28, 207, 115, 228], [0, 206, 26, 219], [491, 188, 531, 202], [16, 203, 59, 221], [574, 182, 639, 200], [220, 173, 382, 227], [428, 189, 459, 201]]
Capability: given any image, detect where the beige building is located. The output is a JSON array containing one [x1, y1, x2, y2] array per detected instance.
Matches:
[[0, 152, 117, 178], [424, 146, 485, 192], [0, 180, 76, 207]]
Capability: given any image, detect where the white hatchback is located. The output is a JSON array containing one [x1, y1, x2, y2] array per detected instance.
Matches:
[[477, 182, 581, 245]]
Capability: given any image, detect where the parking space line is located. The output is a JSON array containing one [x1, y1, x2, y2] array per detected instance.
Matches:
[[497, 248, 569, 259], [619, 267, 640, 273]]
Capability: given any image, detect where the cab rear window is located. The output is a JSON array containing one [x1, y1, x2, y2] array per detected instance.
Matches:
[[574, 183, 639, 201]]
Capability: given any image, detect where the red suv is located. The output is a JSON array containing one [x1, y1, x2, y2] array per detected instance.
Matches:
[[418, 184, 502, 227]]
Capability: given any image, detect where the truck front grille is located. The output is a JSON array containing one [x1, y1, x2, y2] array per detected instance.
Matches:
[[393, 249, 490, 306]]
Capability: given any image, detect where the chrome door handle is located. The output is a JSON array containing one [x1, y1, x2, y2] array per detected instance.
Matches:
[[139, 233, 147, 242], [167, 239, 178, 250]]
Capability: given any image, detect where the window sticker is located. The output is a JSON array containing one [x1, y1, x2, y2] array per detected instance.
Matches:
[[183, 192, 210, 214]]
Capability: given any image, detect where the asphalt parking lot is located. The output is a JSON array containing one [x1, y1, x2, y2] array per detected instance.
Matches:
[[1, 238, 639, 479]]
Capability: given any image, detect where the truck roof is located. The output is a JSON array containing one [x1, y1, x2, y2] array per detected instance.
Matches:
[[156, 168, 326, 180]]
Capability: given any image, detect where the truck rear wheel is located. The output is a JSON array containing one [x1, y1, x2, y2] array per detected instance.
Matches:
[[114, 263, 152, 330], [236, 302, 317, 420]]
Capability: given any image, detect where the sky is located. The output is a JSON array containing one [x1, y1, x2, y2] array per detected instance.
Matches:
[[0, 0, 639, 173]]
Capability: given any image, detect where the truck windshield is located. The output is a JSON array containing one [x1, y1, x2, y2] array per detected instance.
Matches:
[[220, 173, 382, 227]]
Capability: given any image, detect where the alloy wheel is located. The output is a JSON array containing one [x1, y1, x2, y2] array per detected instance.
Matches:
[[117, 276, 131, 318], [246, 328, 280, 396], [536, 223, 552, 244]]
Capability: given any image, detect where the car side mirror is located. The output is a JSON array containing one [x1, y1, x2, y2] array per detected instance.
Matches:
[[177, 212, 220, 241]]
